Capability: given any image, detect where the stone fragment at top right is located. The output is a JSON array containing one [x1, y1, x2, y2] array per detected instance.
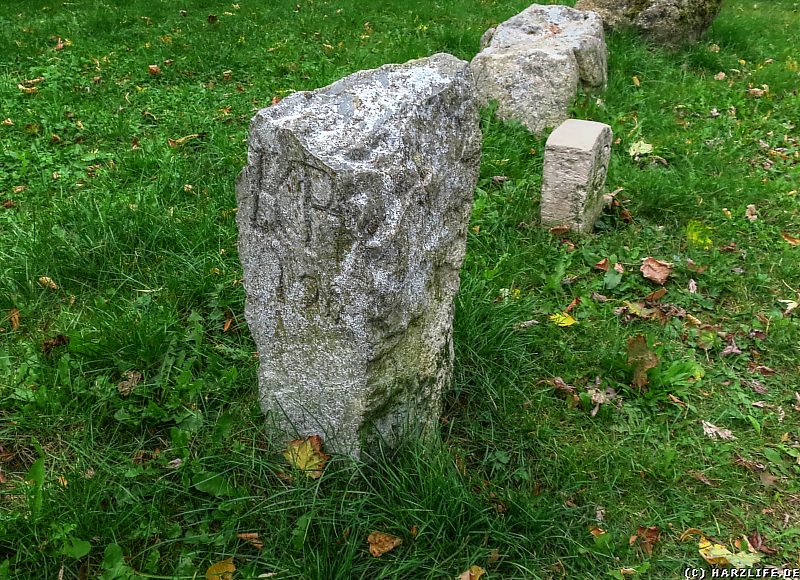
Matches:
[[575, 0, 724, 46]]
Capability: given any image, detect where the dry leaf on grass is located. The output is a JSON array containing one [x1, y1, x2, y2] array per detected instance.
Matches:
[[237, 532, 264, 550], [544, 377, 576, 396], [206, 557, 235, 580], [745, 204, 758, 221], [8, 308, 20, 330], [629, 141, 653, 157], [699, 537, 760, 568], [688, 470, 717, 487], [117, 371, 142, 396], [168, 133, 201, 147], [702, 421, 736, 440], [38, 276, 58, 290], [640, 257, 672, 285], [629, 525, 660, 555], [367, 531, 402, 557], [595, 258, 624, 273], [283, 435, 330, 479], [458, 565, 486, 580], [781, 232, 800, 246], [42, 335, 69, 355], [627, 335, 658, 389]]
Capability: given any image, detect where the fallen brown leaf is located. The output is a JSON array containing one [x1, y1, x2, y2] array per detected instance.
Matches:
[[748, 530, 778, 555], [148, 64, 161, 76], [544, 377, 576, 395], [745, 204, 758, 221], [640, 257, 672, 285], [749, 363, 776, 376], [8, 308, 20, 331], [367, 531, 402, 557], [644, 288, 667, 302], [42, 335, 69, 356], [117, 371, 143, 396], [733, 454, 765, 472], [595, 258, 624, 273], [779, 231, 800, 247], [689, 470, 718, 487], [237, 532, 264, 550], [627, 335, 658, 389], [668, 394, 687, 407], [702, 421, 736, 441], [632, 525, 660, 555]]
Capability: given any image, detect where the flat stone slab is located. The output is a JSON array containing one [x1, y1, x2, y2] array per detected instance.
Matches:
[[470, 4, 607, 135], [540, 119, 612, 233], [575, 0, 723, 45], [236, 53, 481, 457]]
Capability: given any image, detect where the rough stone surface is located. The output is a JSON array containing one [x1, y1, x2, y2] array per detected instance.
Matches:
[[575, 0, 723, 45], [236, 53, 481, 457], [470, 4, 607, 135], [540, 119, 612, 233]]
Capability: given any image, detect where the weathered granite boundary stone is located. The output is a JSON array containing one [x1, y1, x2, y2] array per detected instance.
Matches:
[[236, 53, 481, 457], [575, 0, 723, 45], [470, 4, 607, 135], [540, 119, 612, 233]]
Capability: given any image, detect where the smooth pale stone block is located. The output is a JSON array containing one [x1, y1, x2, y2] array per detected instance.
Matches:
[[540, 119, 612, 233]]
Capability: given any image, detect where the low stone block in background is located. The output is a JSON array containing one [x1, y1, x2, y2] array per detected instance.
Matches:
[[575, 0, 723, 45], [540, 119, 612, 233], [236, 53, 481, 457], [470, 4, 607, 135]]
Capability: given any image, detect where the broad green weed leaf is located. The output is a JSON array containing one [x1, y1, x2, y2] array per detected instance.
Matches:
[[192, 472, 235, 497], [61, 536, 91, 559]]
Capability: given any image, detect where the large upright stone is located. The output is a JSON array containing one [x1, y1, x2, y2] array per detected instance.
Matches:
[[575, 0, 723, 45], [470, 4, 607, 135], [540, 119, 612, 233], [236, 53, 481, 457]]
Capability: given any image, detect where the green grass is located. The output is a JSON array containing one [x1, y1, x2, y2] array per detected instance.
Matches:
[[2, 0, 799, 578]]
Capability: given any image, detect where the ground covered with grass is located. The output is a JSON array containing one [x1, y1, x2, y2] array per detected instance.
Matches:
[[1, 0, 799, 578]]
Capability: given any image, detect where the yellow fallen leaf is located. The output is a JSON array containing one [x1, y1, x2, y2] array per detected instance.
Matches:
[[206, 557, 235, 580], [367, 531, 402, 557], [698, 537, 761, 568], [628, 141, 653, 157], [283, 435, 330, 479], [168, 133, 201, 147], [458, 565, 486, 580], [549, 312, 576, 327], [632, 75, 640, 87]]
